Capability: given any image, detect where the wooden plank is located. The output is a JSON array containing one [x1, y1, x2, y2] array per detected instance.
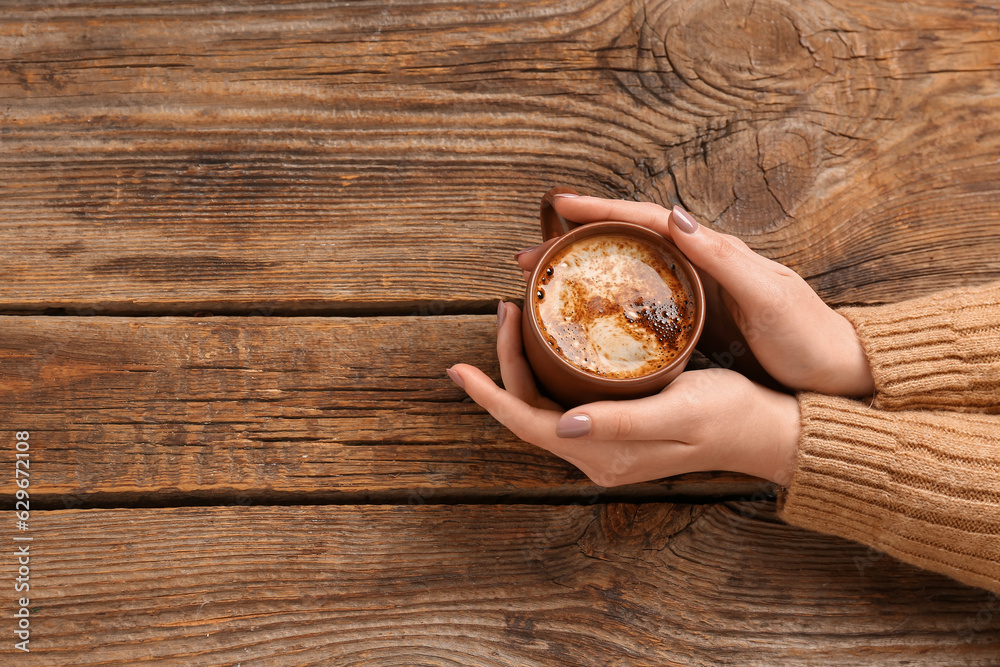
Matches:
[[1, 0, 999, 315], [3, 502, 998, 665], [0, 315, 760, 505]]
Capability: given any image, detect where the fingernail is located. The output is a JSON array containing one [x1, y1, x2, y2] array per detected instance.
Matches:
[[672, 205, 699, 234], [552, 193, 580, 199], [497, 301, 506, 328], [556, 413, 592, 438], [515, 244, 540, 261], [446, 367, 465, 389]]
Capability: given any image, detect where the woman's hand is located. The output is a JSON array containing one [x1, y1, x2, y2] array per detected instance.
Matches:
[[515, 194, 875, 397], [447, 303, 801, 486]]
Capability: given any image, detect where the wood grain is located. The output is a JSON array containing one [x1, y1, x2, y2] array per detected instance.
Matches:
[[4, 502, 998, 666], [1, 0, 998, 315], [2, 2, 999, 662], [0, 315, 761, 506]]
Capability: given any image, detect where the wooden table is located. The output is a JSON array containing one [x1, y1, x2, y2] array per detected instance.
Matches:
[[2, 1, 999, 664]]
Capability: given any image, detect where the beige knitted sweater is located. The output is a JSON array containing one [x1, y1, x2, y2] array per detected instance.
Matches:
[[777, 281, 1000, 594]]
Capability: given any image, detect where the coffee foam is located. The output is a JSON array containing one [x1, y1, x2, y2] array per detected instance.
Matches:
[[534, 234, 694, 379]]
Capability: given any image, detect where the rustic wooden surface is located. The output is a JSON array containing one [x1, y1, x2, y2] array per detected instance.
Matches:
[[2, 0, 1000, 663], [6, 503, 1000, 666], [1, 0, 999, 316], [0, 315, 758, 505]]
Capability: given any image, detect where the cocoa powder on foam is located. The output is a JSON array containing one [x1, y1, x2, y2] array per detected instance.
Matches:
[[533, 234, 694, 379]]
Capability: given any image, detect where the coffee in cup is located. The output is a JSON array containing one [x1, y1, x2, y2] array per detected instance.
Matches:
[[533, 233, 696, 380], [521, 193, 705, 408]]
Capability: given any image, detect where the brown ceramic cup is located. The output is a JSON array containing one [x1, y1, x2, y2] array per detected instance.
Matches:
[[521, 187, 706, 408]]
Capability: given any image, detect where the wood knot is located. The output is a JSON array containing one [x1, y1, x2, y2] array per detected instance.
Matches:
[[605, 0, 895, 234], [578, 503, 703, 560]]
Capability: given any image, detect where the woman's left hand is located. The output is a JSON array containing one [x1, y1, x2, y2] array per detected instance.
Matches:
[[447, 302, 801, 487]]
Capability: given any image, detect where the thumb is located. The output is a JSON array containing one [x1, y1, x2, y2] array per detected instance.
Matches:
[[554, 391, 694, 442], [668, 206, 776, 309]]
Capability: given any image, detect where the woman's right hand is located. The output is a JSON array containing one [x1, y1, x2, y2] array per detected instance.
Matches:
[[515, 194, 875, 397]]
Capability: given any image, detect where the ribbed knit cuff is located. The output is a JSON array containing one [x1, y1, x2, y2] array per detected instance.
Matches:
[[777, 393, 1000, 593], [837, 281, 1000, 412]]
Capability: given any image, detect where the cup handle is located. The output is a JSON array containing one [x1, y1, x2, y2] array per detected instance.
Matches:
[[540, 186, 581, 241]]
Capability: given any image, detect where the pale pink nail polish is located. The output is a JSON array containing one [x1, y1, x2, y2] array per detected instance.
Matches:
[[672, 206, 699, 234], [446, 367, 465, 389], [515, 244, 540, 262], [556, 413, 592, 438], [497, 301, 506, 328]]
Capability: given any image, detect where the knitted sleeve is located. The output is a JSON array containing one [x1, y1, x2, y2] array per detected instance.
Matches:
[[777, 393, 1000, 594], [837, 281, 1000, 412]]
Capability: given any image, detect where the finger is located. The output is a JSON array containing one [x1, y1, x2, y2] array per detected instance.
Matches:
[[698, 225, 769, 264], [668, 206, 785, 311], [670, 206, 769, 264], [447, 365, 697, 484], [549, 195, 674, 238], [447, 363, 567, 450], [554, 384, 696, 442], [496, 302, 562, 410], [514, 237, 559, 273]]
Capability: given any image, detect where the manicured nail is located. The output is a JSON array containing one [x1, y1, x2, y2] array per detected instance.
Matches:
[[446, 367, 465, 389], [514, 244, 540, 261], [556, 413, 592, 438], [672, 205, 699, 234], [552, 193, 580, 199], [497, 301, 506, 329]]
